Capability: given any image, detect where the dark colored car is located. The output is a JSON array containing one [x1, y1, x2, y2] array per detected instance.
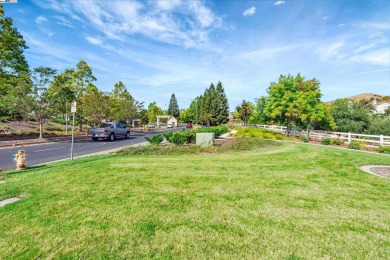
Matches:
[[185, 123, 193, 128]]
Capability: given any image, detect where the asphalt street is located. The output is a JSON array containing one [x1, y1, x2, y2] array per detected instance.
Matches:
[[0, 128, 183, 170]]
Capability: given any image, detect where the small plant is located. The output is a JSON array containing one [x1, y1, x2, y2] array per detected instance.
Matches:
[[17, 129, 25, 135], [330, 138, 343, 146], [45, 126, 63, 132], [377, 146, 390, 154], [348, 140, 363, 150], [321, 138, 331, 145], [2, 124, 10, 133], [171, 132, 188, 146], [299, 135, 309, 142], [51, 117, 66, 125], [144, 134, 164, 145], [162, 131, 173, 142]]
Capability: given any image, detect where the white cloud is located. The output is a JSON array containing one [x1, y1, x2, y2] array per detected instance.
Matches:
[[39, 1, 223, 48], [361, 21, 390, 30], [243, 7, 256, 16], [318, 41, 345, 60], [351, 48, 389, 66], [35, 16, 47, 24], [322, 16, 328, 20], [54, 16, 74, 28], [337, 23, 345, 27], [85, 36, 103, 46], [274, 1, 285, 6]]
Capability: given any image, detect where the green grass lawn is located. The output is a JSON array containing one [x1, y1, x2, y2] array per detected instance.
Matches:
[[0, 142, 389, 259]]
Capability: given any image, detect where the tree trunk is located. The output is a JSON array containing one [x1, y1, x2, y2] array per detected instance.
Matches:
[[39, 120, 43, 139], [287, 118, 291, 136]]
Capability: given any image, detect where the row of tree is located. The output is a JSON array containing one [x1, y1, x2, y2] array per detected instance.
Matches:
[[0, 6, 185, 135], [235, 73, 389, 135], [3, 5, 387, 136], [235, 74, 336, 134], [180, 82, 229, 126]]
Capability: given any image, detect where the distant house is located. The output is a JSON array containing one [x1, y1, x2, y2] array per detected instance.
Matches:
[[167, 117, 178, 127], [374, 101, 390, 114]]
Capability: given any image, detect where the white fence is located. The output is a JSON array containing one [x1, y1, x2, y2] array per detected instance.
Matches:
[[246, 124, 390, 147]]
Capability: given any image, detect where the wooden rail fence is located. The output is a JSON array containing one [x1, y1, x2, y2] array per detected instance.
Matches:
[[244, 124, 390, 147]]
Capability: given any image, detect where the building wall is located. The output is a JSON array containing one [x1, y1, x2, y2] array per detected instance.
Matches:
[[375, 102, 390, 114]]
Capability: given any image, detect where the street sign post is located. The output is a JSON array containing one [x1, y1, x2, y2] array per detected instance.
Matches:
[[71, 101, 76, 113], [70, 101, 76, 160]]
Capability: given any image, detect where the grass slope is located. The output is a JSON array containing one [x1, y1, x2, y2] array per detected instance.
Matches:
[[0, 142, 389, 259]]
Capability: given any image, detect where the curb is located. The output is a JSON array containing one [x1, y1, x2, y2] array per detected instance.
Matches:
[[359, 165, 390, 179]]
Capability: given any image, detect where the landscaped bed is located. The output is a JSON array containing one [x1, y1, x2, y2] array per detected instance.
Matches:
[[0, 140, 389, 258]]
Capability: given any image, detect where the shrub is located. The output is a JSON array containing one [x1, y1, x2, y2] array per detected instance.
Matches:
[[45, 126, 63, 132], [300, 135, 309, 142], [144, 134, 164, 145], [117, 137, 280, 155], [193, 126, 229, 138], [348, 140, 363, 150], [171, 132, 188, 146], [377, 146, 390, 154], [51, 117, 66, 125], [2, 124, 10, 132], [321, 138, 331, 145], [330, 138, 343, 146], [184, 130, 196, 143], [0, 116, 11, 122], [17, 129, 25, 135], [163, 131, 174, 142]]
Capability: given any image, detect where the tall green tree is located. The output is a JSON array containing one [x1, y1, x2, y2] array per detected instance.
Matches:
[[0, 73, 32, 120], [236, 100, 253, 126], [72, 60, 97, 131], [109, 81, 137, 123], [265, 73, 335, 134], [196, 82, 229, 126], [168, 93, 180, 118], [215, 81, 229, 125], [0, 5, 31, 119], [47, 69, 75, 119], [330, 99, 371, 133], [0, 5, 29, 77], [250, 96, 269, 124], [83, 91, 109, 126], [31, 67, 57, 138], [147, 102, 162, 123]]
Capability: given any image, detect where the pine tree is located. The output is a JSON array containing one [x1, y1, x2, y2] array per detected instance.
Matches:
[[168, 93, 180, 118], [215, 81, 229, 125]]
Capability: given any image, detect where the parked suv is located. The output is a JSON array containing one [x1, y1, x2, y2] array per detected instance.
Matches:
[[185, 123, 193, 128]]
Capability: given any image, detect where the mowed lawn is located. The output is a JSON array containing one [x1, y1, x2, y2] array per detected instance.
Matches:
[[0, 142, 389, 259]]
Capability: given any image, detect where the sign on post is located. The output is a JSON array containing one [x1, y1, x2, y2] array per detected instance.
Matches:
[[70, 101, 76, 160], [71, 101, 77, 113]]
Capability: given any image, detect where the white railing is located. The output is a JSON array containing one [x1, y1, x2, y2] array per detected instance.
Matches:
[[244, 124, 390, 147]]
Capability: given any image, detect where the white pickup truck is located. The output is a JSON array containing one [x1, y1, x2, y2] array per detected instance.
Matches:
[[88, 122, 130, 141]]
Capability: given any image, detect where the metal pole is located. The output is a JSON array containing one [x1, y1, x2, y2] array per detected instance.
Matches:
[[196, 98, 198, 126], [65, 102, 68, 135], [71, 112, 75, 160]]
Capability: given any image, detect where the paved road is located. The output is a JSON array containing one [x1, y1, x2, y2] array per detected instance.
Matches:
[[0, 128, 183, 170]]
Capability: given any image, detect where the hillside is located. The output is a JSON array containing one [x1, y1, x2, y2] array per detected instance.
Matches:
[[327, 93, 388, 104]]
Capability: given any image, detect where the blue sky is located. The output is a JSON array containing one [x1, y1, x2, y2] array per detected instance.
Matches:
[[3, 0, 390, 110]]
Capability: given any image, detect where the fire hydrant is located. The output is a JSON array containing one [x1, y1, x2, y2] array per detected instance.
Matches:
[[14, 150, 27, 170]]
